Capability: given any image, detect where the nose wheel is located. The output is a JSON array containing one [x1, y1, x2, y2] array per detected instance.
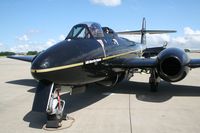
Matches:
[[46, 85, 66, 128]]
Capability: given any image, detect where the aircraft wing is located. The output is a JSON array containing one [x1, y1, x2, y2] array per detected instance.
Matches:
[[117, 30, 176, 35], [7, 55, 35, 62], [105, 57, 200, 69], [105, 58, 157, 69], [189, 59, 200, 68]]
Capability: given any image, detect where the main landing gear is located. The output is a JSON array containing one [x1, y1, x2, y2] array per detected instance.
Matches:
[[45, 84, 66, 128], [149, 69, 160, 92]]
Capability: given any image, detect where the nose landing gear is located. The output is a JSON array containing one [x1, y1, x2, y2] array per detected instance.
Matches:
[[45, 84, 66, 128]]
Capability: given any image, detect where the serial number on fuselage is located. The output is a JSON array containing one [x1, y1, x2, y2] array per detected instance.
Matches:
[[85, 58, 102, 64]]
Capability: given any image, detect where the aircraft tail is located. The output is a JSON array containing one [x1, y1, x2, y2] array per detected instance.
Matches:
[[141, 17, 146, 45], [117, 18, 176, 45]]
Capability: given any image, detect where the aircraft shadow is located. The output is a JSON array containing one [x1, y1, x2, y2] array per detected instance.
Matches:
[[64, 81, 200, 114], [113, 81, 200, 102], [6, 79, 37, 93], [23, 85, 110, 129], [22, 81, 200, 129]]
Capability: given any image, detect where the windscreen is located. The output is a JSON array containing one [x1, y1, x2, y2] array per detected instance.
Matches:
[[67, 24, 91, 39]]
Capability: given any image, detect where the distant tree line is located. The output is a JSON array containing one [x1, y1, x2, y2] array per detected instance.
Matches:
[[0, 51, 39, 56], [0, 52, 16, 56], [27, 51, 38, 55]]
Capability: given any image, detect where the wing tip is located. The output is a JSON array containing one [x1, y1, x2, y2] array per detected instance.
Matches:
[[7, 55, 35, 62]]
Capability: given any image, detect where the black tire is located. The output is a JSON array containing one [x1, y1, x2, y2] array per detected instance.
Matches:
[[47, 113, 63, 122], [47, 102, 64, 122]]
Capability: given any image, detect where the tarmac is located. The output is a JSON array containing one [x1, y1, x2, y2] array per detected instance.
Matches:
[[0, 53, 200, 133]]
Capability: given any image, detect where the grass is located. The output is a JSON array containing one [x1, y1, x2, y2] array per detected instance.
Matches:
[[0, 56, 6, 58]]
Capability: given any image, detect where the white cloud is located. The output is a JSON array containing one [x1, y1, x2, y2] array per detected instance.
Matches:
[[0, 42, 4, 52], [184, 27, 200, 35], [0, 42, 10, 52], [9, 38, 57, 53], [9, 27, 200, 53], [46, 39, 56, 47], [90, 0, 121, 6], [10, 44, 30, 52], [170, 27, 200, 49], [59, 34, 66, 41], [120, 27, 200, 50], [10, 44, 42, 53], [16, 29, 40, 42], [17, 34, 29, 41]]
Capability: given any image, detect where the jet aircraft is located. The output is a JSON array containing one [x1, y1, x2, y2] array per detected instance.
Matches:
[[8, 18, 200, 128]]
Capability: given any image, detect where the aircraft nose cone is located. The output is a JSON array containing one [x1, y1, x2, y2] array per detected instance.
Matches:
[[31, 52, 51, 70], [31, 41, 65, 70], [37, 58, 51, 69], [40, 60, 50, 68]]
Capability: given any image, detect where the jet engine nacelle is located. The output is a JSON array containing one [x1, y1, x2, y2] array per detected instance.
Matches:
[[157, 48, 190, 82]]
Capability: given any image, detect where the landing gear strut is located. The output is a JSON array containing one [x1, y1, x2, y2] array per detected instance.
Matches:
[[46, 84, 66, 128], [149, 69, 160, 92]]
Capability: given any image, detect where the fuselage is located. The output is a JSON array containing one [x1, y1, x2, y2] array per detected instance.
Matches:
[[31, 23, 144, 85]]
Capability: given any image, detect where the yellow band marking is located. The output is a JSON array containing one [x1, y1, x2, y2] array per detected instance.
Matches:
[[31, 50, 137, 73], [31, 62, 83, 73]]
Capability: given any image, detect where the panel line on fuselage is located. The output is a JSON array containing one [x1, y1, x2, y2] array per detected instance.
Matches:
[[31, 50, 140, 73]]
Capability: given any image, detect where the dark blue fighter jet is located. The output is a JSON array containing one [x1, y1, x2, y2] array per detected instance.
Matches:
[[8, 18, 200, 128]]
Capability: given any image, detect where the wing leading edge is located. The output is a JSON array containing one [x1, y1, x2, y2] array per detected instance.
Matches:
[[106, 57, 200, 69], [105, 58, 157, 69], [7, 55, 35, 62], [189, 59, 200, 68]]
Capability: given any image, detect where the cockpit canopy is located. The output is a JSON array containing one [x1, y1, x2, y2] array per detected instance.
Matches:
[[67, 22, 104, 39]]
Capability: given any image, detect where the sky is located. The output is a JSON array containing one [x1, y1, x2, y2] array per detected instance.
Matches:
[[0, 0, 200, 52]]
